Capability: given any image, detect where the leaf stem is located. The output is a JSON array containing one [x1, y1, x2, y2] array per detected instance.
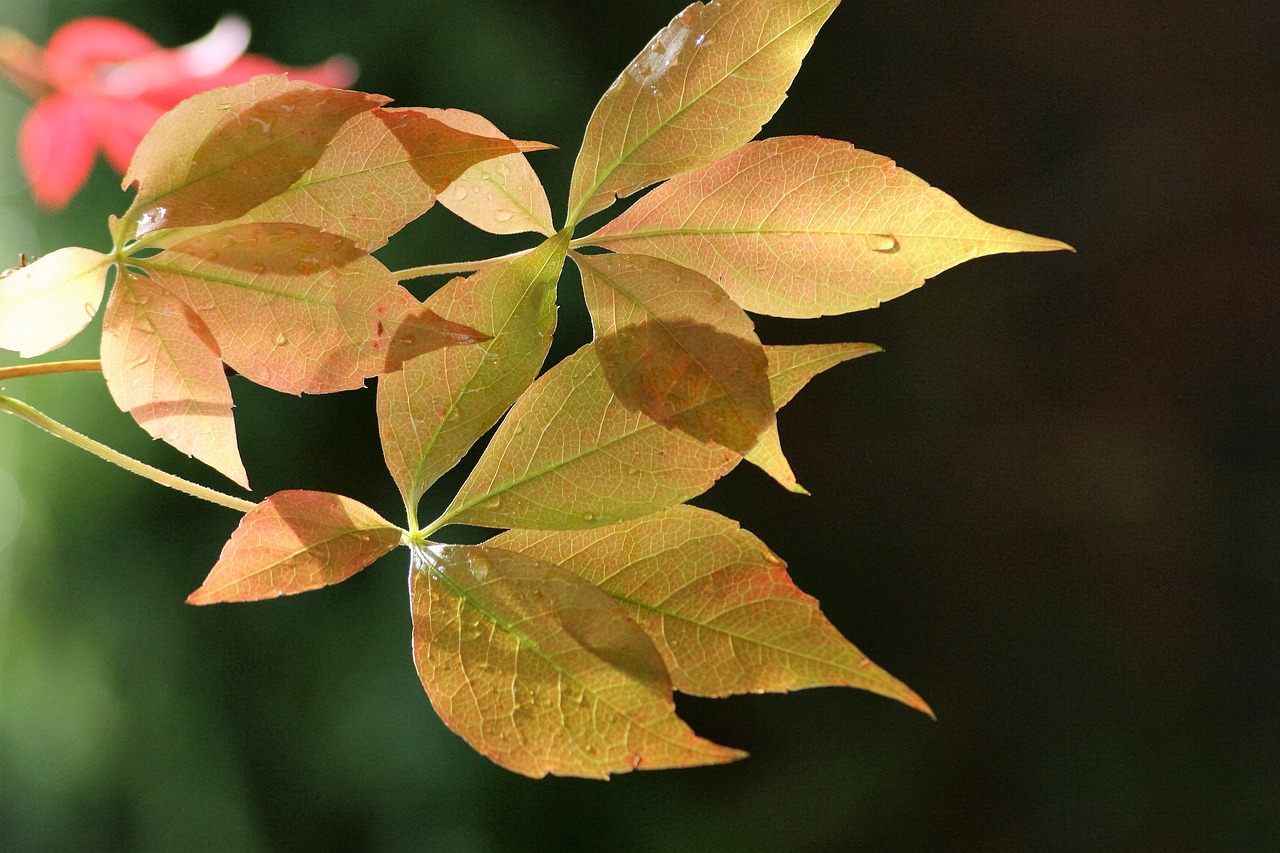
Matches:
[[393, 246, 536, 282], [0, 395, 256, 513], [0, 359, 104, 382]]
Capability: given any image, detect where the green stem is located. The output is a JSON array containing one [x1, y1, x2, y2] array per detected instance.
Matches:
[[393, 246, 536, 282], [0, 359, 104, 382], [0, 395, 256, 513]]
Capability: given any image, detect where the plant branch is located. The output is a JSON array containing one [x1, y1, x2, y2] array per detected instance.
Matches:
[[0, 395, 256, 513], [393, 247, 536, 281], [0, 359, 104, 382]]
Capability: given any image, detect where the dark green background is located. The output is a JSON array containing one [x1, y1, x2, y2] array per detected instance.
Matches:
[[1, 1, 1276, 849]]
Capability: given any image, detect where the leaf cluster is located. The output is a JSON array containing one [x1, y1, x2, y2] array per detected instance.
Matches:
[[0, 0, 1068, 778]]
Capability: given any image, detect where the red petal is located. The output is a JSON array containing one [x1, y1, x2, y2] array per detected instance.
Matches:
[[143, 55, 358, 107], [44, 18, 157, 92], [19, 94, 100, 208]]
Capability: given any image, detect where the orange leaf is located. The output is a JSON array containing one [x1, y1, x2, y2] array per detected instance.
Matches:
[[492, 505, 932, 713], [378, 233, 568, 512], [187, 490, 401, 604], [420, 108, 555, 237], [411, 543, 744, 777], [101, 269, 248, 487], [123, 76, 386, 236], [574, 251, 773, 454], [235, 107, 543, 249], [567, 0, 839, 224], [141, 223, 487, 394], [0, 247, 110, 357], [590, 136, 1074, 317]]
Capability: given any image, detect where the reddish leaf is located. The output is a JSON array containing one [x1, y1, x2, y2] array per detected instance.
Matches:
[[492, 505, 932, 712], [188, 490, 401, 604], [378, 233, 569, 512], [238, 107, 542, 249], [411, 543, 744, 777], [100, 269, 247, 487], [0, 247, 110, 357], [141, 223, 487, 394], [123, 76, 386, 236], [574, 251, 773, 454], [590, 136, 1074, 317], [567, 0, 839, 224], [421, 108, 555, 236]]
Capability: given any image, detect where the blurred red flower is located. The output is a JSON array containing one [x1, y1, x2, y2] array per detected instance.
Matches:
[[0, 16, 356, 209]]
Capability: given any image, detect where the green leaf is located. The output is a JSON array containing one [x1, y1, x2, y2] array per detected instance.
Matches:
[[235, 107, 543, 249], [100, 269, 248, 487], [140, 223, 487, 395], [123, 76, 386, 236], [588, 136, 1074, 317], [410, 543, 745, 777], [573, 251, 774, 454], [187, 491, 402, 604], [436, 341, 742, 531], [0, 247, 111, 357], [491, 505, 932, 712], [378, 232, 569, 515], [422, 108, 556, 236], [567, 0, 840, 224]]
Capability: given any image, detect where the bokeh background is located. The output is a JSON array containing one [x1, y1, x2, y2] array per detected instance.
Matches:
[[1, 1, 1276, 849]]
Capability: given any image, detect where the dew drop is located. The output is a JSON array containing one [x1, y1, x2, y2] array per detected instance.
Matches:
[[83, 302, 97, 318], [295, 259, 321, 275], [274, 332, 287, 346], [251, 262, 267, 275], [481, 497, 502, 510], [582, 512, 597, 523], [468, 552, 492, 580], [869, 233, 901, 254], [493, 210, 514, 223], [129, 354, 149, 368], [204, 250, 220, 262], [453, 186, 469, 201]]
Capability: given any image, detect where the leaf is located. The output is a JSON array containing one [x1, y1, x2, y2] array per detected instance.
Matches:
[[574, 251, 773, 454], [437, 341, 742, 531], [123, 76, 386, 236], [566, 0, 840, 224], [439, 339, 880, 531], [589, 136, 1074, 317], [421, 108, 555, 236], [410, 543, 745, 777], [100, 268, 247, 487], [0, 247, 110, 357], [237, 107, 543, 249], [491, 505, 931, 712], [378, 233, 569, 512], [187, 490, 401, 604], [141, 223, 487, 394], [743, 341, 883, 492]]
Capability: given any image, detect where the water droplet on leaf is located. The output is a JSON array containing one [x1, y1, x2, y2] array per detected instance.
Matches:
[[274, 333, 287, 346], [869, 234, 901, 254]]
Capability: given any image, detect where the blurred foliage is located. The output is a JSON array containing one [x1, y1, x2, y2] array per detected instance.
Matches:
[[2, 0, 1278, 849]]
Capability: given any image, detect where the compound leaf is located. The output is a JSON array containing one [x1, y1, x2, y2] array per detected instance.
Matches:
[[140, 223, 486, 395], [567, 0, 840, 224], [589, 136, 1073, 317], [378, 232, 569, 513], [491, 505, 931, 712], [100, 268, 247, 487], [0, 247, 111, 357], [188, 490, 402, 604], [411, 543, 744, 777]]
